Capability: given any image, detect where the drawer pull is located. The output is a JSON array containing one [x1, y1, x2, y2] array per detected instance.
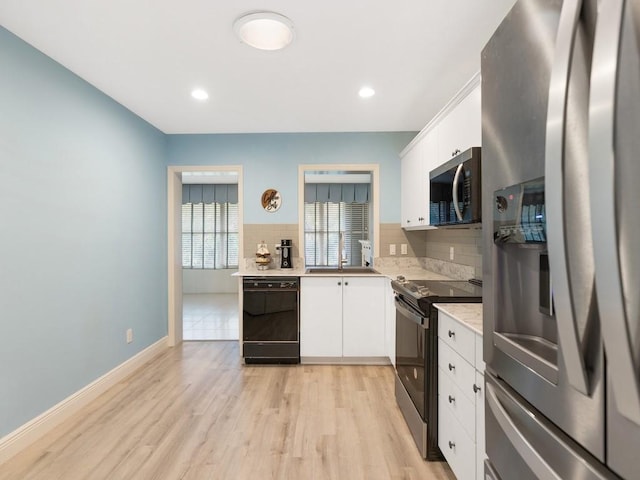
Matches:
[[473, 384, 481, 394], [448, 395, 455, 404], [448, 441, 455, 450], [448, 363, 456, 371], [448, 330, 455, 338]]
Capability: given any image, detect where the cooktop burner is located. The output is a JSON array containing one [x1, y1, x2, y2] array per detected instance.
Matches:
[[393, 278, 482, 298], [391, 277, 483, 314]]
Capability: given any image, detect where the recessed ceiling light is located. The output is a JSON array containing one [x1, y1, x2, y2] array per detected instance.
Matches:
[[233, 11, 295, 51], [359, 86, 376, 98], [191, 89, 209, 101]]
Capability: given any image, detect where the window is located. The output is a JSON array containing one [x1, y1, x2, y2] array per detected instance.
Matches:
[[182, 184, 239, 269], [304, 201, 369, 267]]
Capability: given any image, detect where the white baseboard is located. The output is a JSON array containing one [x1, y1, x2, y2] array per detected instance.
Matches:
[[301, 356, 391, 365], [0, 336, 169, 466]]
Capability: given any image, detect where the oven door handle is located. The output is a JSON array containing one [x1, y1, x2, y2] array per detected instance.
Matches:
[[395, 297, 425, 325]]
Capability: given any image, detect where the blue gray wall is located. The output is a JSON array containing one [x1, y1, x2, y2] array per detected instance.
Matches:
[[0, 25, 414, 441], [166, 132, 415, 224], [0, 27, 168, 437]]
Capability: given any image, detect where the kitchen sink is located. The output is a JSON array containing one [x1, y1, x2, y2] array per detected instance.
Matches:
[[305, 267, 379, 275]]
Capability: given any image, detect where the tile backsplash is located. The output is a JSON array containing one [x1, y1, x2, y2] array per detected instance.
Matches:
[[378, 223, 483, 279], [424, 227, 482, 279], [243, 222, 483, 279], [243, 224, 299, 259]]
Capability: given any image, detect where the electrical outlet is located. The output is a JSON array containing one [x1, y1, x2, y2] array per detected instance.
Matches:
[[450, 246, 455, 260], [126, 328, 133, 344], [401, 244, 408, 255], [389, 244, 396, 256]]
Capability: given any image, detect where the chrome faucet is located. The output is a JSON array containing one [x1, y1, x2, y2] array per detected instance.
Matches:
[[339, 232, 348, 269]]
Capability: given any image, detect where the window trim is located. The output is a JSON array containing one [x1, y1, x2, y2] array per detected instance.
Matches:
[[298, 164, 380, 262]]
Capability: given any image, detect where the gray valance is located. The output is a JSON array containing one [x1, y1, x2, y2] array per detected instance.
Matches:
[[304, 183, 370, 203], [182, 184, 238, 204]]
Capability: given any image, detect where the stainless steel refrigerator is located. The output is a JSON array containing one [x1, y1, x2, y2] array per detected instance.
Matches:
[[482, 0, 640, 479]]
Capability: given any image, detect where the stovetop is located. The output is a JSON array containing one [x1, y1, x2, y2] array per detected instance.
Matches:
[[391, 277, 483, 314]]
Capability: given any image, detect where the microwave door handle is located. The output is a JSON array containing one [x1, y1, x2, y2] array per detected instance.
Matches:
[[452, 164, 464, 222], [544, 0, 589, 395], [589, 0, 640, 425]]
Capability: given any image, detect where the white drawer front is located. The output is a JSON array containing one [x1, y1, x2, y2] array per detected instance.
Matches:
[[438, 399, 476, 480], [439, 366, 475, 440], [475, 333, 485, 372], [439, 339, 476, 402], [439, 311, 476, 365]]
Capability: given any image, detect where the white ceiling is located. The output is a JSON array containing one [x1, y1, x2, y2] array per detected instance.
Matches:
[[0, 0, 517, 134]]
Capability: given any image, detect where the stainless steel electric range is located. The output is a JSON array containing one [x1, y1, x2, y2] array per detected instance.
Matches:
[[391, 277, 482, 460]]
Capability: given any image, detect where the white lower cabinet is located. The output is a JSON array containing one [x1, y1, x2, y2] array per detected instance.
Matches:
[[438, 310, 484, 480], [475, 370, 486, 480], [384, 280, 395, 366], [438, 400, 476, 480], [299, 276, 343, 357], [300, 276, 386, 360]]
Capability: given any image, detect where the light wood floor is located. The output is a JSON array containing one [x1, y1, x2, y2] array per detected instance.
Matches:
[[1, 342, 455, 480]]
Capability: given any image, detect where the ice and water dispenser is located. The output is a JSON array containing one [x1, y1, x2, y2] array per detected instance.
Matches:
[[492, 178, 558, 383]]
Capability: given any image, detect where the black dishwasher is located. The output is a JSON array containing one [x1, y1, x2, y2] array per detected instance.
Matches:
[[242, 277, 299, 364]]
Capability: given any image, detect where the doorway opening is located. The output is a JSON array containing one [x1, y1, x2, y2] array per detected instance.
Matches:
[[167, 166, 243, 346]]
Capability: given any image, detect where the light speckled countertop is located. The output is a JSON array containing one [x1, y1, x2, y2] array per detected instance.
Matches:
[[434, 303, 483, 336], [232, 265, 454, 280]]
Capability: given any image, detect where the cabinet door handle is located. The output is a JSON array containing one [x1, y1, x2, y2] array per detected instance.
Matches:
[[338, 281, 341, 286], [473, 384, 481, 394], [448, 441, 455, 449], [344, 281, 349, 286], [448, 363, 455, 371], [448, 395, 455, 404], [448, 330, 455, 338]]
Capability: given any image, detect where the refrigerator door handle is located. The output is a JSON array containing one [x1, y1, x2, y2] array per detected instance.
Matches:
[[486, 383, 562, 480], [544, 0, 589, 394], [589, 0, 640, 425], [452, 163, 464, 222]]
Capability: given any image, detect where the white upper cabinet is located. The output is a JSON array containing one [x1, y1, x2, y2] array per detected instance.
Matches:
[[400, 76, 481, 230], [437, 85, 482, 162], [400, 141, 423, 228], [400, 131, 436, 229]]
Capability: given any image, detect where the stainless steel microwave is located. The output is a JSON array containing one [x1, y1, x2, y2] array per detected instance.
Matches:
[[429, 147, 481, 226]]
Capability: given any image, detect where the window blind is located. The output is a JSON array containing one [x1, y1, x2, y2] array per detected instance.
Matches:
[[304, 183, 369, 203], [304, 201, 369, 267], [181, 184, 239, 269]]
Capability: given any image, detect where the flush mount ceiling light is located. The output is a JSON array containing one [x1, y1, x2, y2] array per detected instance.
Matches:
[[359, 86, 376, 98], [233, 11, 295, 51], [191, 88, 209, 101]]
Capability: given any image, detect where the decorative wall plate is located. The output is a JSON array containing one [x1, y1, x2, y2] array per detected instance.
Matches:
[[261, 188, 281, 212]]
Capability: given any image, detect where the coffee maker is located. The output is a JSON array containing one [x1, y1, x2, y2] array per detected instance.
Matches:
[[278, 239, 293, 269]]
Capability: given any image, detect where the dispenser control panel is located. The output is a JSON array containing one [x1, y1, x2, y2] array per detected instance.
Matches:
[[494, 177, 546, 244]]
